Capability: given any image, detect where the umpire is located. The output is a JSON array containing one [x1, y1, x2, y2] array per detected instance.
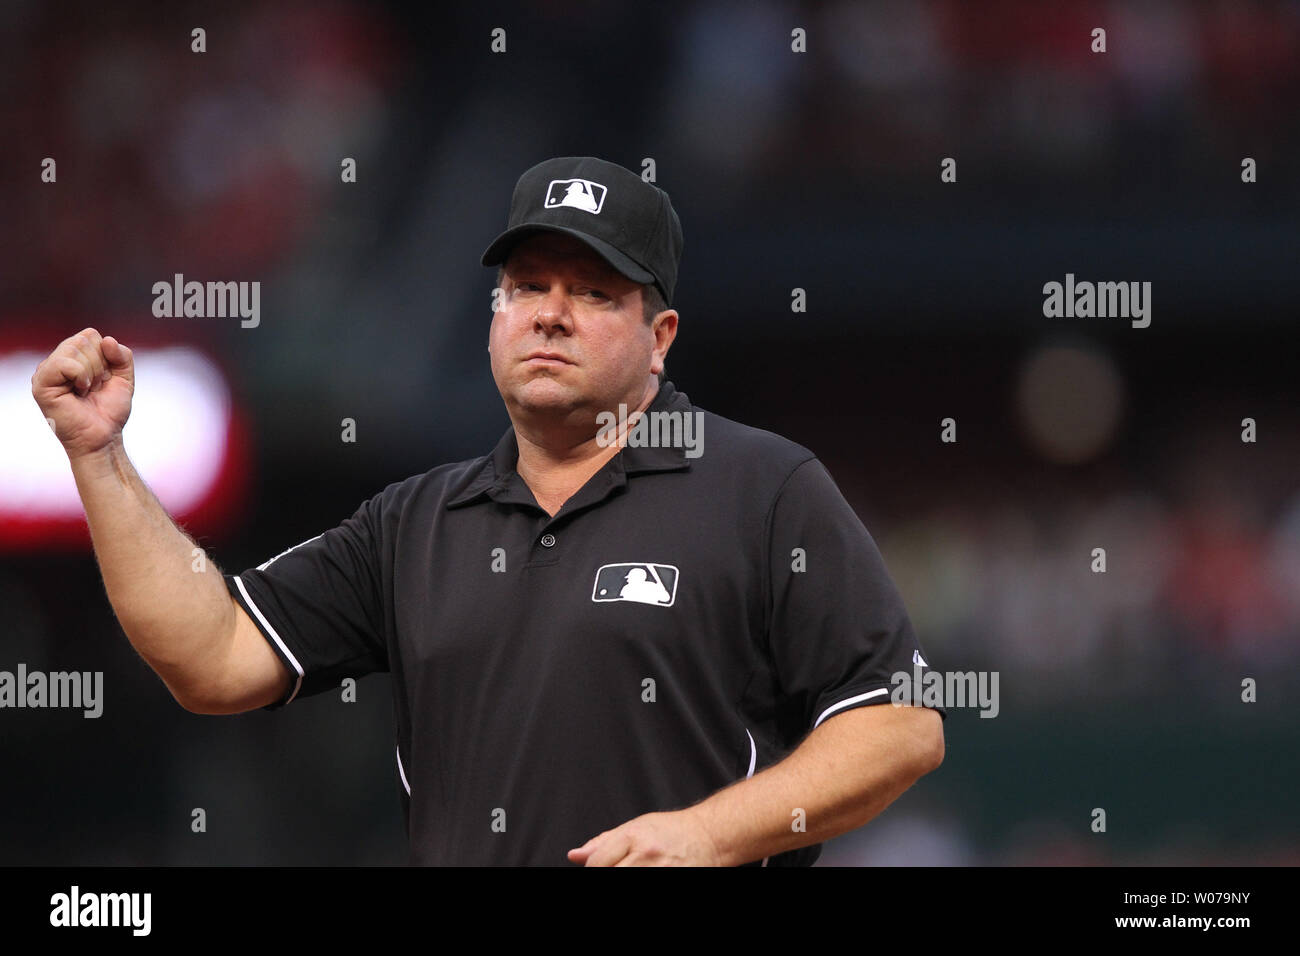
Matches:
[[32, 155, 945, 866]]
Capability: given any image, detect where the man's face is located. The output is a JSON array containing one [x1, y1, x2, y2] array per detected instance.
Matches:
[[490, 232, 659, 424]]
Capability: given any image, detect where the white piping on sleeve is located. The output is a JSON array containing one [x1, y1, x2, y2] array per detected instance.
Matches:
[[396, 745, 411, 795], [813, 687, 888, 729], [745, 728, 769, 867], [257, 534, 323, 571], [232, 575, 304, 705]]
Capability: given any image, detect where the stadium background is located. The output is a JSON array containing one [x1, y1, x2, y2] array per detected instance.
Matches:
[[1, 0, 1297, 864]]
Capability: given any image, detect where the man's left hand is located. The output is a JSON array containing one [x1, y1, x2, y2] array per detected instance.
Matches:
[[567, 810, 725, 866]]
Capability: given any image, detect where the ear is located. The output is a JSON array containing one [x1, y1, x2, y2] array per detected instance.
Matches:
[[650, 310, 678, 374]]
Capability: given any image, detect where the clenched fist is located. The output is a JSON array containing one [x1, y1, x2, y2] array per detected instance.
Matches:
[[31, 328, 135, 461]]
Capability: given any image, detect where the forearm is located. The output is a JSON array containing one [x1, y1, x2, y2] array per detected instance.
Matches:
[[70, 438, 236, 704], [689, 705, 944, 866]]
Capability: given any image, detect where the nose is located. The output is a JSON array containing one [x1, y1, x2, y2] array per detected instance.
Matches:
[[532, 287, 573, 334]]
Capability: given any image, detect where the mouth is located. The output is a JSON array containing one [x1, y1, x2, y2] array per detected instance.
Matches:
[[524, 351, 575, 365]]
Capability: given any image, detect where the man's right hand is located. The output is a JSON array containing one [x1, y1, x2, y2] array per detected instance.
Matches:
[[31, 328, 135, 461]]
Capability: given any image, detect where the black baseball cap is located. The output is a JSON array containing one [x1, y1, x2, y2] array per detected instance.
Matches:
[[481, 156, 684, 305]]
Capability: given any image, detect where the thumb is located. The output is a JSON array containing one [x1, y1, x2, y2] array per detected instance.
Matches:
[[101, 336, 130, 365]]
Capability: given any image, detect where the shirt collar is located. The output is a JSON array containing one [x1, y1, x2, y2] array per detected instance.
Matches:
[[446, 380, 694, 510]]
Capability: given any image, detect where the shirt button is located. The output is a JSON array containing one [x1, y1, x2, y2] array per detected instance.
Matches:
[[539, 533, 556, 548]]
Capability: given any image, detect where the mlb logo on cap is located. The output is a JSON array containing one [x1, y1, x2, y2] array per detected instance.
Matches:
[[545, 178, 607, 214], [591, 563, 679, 607]]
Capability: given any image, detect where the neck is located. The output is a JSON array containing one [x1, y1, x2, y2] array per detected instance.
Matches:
[[512, 382, 659, 511]]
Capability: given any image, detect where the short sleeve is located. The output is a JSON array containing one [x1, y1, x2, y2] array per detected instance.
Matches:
[[766, 458, 945, 732], [224, 493, 389, 709]]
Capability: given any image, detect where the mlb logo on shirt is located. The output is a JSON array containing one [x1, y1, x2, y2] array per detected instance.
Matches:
[[544, 178, 607, 214], [591, 563, 679, 607]]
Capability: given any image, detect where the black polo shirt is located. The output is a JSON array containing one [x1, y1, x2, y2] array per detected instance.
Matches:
[[224, 381, 943, 866]]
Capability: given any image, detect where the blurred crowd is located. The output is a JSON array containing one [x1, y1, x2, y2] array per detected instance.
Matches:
[[876, 464, 1300, 703], [6, 1, 1298, 311]]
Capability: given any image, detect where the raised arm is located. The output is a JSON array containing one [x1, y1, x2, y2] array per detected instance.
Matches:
[[31, 328, 289, 714]]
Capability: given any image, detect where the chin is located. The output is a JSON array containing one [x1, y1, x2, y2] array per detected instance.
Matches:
[[510, 375, 580, 412]]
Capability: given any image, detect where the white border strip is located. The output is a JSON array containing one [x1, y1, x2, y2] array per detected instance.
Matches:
[[232, 575, 304, 705], [813, 688, 888, 729], [396, 745, 411, 796], [745, 728, 768, 867]]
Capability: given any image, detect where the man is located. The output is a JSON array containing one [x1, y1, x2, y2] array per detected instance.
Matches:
[[32, 156, 944, 866]]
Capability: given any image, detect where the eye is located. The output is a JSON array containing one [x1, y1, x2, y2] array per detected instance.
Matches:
[[583, 289, 609, 300]]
